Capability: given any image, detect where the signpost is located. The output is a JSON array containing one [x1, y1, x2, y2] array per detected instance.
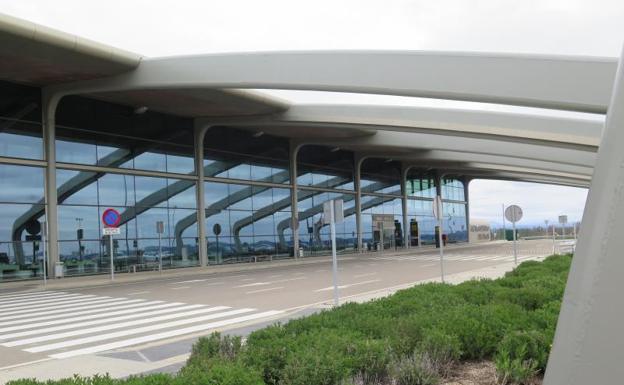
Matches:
[[559, 215, 568, 239], [42, 221, 47, 287], [156, 221, 165, 273], [433, 195, 444, 282], [323, 199, 344, 306], [504, 205, 523, 265], [102, 208, 121, 281]]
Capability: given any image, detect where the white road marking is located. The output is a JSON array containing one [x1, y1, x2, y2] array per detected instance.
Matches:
[[0, 301, 171, 333], [268, 274, 283, 278], [171, 286, 190, 290], [0, 295, 105, 315], [127, 291, 150, 296], [235, 282, 270, 288], [315, 269, 328, 273], [4, 306, 231, 347], [0, 298, 144, 323], [0, 291, 67, 301], [0, 293, 86, 309], [240, 278, 255, 282], [314, 279, 382, 292], [48, 310, 284, 359], [246, 287, 285, 295], [26, 308, 257, 353], [170, 279, 207, 284], [353, 272, 377, 279]]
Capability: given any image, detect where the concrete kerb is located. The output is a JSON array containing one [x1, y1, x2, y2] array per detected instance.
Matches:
[[0, 241, 508, 293]]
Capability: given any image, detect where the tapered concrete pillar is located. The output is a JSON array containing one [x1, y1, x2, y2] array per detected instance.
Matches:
[[401, 165, 410, 249], [42, 91, 60, 277], [354, 155, 364, 252], [544, 49, 624, 384], [194, 123, 210, 267], [290, 142, 301, 258]]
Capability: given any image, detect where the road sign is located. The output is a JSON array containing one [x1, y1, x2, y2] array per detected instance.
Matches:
[[25, 219, 41, 235], [323, 199, 344, 224], [102, 227, 121, 235], [213, 223, 222, 236], [505, 205, 523, 223], [156, 221, 165, 234], [559, 215, 568, 225], [102, 208, 121, 228], [504, 204, 522, 266]]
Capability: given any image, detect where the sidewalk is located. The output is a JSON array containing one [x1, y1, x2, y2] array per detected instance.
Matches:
[[0, 241, 507, 293]]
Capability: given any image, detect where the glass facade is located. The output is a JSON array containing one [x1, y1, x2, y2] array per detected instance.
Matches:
[[0, 81, 470, 281]]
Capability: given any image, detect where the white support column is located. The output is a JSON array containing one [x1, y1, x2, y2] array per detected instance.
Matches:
[[401, 165, 410, 249], [354, 155, 364, 253], [464, 177, 471, 241], [544, 50, 624, 384], [194, 122, 210, 267], [42, 91, 60, 277], [290, 141, 300, 258]]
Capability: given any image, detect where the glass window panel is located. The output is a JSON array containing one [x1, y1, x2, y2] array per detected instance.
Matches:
[[168, 180, 196, 209], [135, 176, 167, 208], [167, 154, 194, 174], [98, 173, 135, 207], [0, 164, 44, 203], [56, 139, 97, 165], [58, 205, 100, 241], [0, 120, 43, 159], [134, 152, 167, 172], [136, 207, 169, 239]]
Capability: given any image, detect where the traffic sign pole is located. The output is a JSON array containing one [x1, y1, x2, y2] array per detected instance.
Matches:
[[330, 200, 339, 306], [42, 221, 47, 288], [512, 218, 517, 265], [110, 234, 114, 281], [435, 196, 445, 283]]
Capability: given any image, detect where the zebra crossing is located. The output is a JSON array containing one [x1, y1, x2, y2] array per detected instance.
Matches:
[[372, 253, 548, 263], [0, 290, 282, 360]]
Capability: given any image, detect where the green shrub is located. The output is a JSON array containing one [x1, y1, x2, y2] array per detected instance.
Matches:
[[494, 330, 550, 384], [417, 329, 461, 377], [176, 360, 263, 385], [388, 352, 439, 385], [185, 332, 242, 370]]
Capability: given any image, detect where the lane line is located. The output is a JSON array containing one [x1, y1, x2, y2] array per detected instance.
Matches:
[[49, 310, 284, 359], [235, 282, 270, 288], [170, 279, 207, 284], [246, 287, 285, 295], [171, 286, 190, 290], [314, 279, 382, 292], [4, 306, 231, 347], [127, 291, 150, 296], [0, 298, 144, 323], [353, 272, 377, 279], [26, 308, 257, 353], [0, 301, 170, 333]]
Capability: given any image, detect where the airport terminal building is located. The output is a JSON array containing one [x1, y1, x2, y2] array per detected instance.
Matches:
[[0, 13, 600, 282]]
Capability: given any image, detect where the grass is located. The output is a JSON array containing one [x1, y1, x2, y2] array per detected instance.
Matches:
[[9, 254, 572, 385]]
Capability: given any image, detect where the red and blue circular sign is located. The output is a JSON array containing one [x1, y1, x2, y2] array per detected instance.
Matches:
[[102, 208, 121, 228]]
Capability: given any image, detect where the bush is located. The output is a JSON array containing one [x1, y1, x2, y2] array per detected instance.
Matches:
[[185, 332, 243, 370], [388, 352, 439, 385], [494, 330, 550, 384], [417, 329, 462, 377], [177, 360, 264, 385]]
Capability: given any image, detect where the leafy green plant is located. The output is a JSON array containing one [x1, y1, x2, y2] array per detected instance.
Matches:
[[388, 352, 439, 385]]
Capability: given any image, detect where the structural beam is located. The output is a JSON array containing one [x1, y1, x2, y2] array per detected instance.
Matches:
[[544, 49, 624, 384]]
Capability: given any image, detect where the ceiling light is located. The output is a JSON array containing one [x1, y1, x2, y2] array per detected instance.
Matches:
[[252, 131, 264, 138], [385, 158, 393, 163], [330, 147, 341, 152]]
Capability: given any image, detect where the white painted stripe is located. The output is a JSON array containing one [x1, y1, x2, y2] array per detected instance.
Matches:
[[0, 293, 84, 308], [353, 272, 377, 279], [0, 296, 113, 317], [0, 291, 65, 301], [235, 282, 270, 288], [315, 279, 382, 292], [171, 279, 206, 284], [246, 287, 284, 294], [127, 291, 150, 296], [5, 306, 231, 346], [26, 308, 257, 353], [0, 298, 144, 322], [49, 310, 284, 359], [0, 301, 169, 333], [171, 286, 190, 290]]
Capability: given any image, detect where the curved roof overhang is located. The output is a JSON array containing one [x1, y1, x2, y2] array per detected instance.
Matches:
[[40, 49, 614, 188]]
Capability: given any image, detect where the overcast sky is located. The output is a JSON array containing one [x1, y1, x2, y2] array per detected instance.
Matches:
[[2, 0, 613, 227]]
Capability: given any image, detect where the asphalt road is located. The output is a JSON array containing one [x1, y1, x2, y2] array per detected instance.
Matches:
[[0, 239, 558, 380]]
